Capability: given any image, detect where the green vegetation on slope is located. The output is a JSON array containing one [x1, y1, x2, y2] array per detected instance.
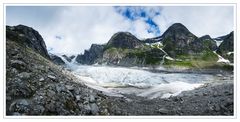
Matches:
[[164, 50, 219, 68]]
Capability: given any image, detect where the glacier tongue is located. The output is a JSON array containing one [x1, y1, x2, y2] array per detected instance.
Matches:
[[70, 65, 215, 99]]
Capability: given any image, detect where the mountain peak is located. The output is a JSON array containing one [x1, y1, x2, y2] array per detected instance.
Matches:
[[170, 23, 186, 28], [107, 32, 143, 49], [162, 23, 192, 37]]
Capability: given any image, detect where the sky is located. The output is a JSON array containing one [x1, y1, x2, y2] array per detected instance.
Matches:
[[6, 6, 234, 54]]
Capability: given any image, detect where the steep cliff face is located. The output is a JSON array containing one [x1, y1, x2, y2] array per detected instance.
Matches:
[[161, 23, 198, 57], [6, 25, 50, 59], [49, 53, 65, 65], [191, 35, 218, 52], [216, 32, 234, 63], [76, 44, 105, 65]]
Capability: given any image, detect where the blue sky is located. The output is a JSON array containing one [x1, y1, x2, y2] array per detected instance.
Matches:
[[6, 6, 234, 54]]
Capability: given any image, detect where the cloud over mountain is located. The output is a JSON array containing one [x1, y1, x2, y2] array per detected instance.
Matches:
[[6, 6, 233, 54]]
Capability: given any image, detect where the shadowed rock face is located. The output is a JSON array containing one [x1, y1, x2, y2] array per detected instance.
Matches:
[[76, 44, 105, 65], [62, 55, 75, 62], [6, 25, 50, 59], [191, 35, 218, 52], [49, 54, 65, 65], [161, 23, 198, 57], [106, 32, 144, 49], [216, 31, 234, 63]]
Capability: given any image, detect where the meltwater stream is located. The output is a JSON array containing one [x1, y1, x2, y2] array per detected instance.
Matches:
[[69, 65, 216, 99]]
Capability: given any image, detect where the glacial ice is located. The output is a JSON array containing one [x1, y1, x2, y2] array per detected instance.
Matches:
[[71, 65, 214, 99]]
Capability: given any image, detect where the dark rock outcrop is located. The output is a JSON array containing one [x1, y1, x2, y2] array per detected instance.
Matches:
[[76, 44, 104, 65], [106, 32, 144, 49], [161, 23, 198, 57], [62, 55, 75, 62], [216, 32, 234, 63], [102, 47, 165, 66], [49, 54, 65, 65], [6, 25, 50, 59], [191, 35, 217, 52]]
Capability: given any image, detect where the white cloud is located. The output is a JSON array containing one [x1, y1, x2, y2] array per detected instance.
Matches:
[[131, 19, 156, 38], [40, 6, 155, 54], [152, 6, 233, 38], [7, 6, 234, 54]]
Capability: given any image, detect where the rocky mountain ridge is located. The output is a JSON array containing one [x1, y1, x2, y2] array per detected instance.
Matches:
[[76, 23, 233, 68]]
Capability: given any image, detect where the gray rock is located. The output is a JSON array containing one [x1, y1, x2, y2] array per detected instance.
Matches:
[[17, 72, 31, 79], [157, 108, 169, 114], [90, 103, 99, 115], [32, 105, 45, 114], [55, 84, 66, 93], [203, 93, 208, 96], [9, 99, 31, 114], [18, 99, 29, 106], [46, 90, 56, 98], [66, 85, 74, 91], [10, 60, 26, 70], [39, 77, 44, 82], [11, 68, 18, 74], [12, 112, 21, 116], [83, 104, 91, 114], [214, 104, 221, 111], [89, 95, 95, 103], [213, 92, 218, 97], [47, 75, 56, 80], [45, 102, 56, 113], [6, 96, 12, 101], [75, 95, 81, 101]]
